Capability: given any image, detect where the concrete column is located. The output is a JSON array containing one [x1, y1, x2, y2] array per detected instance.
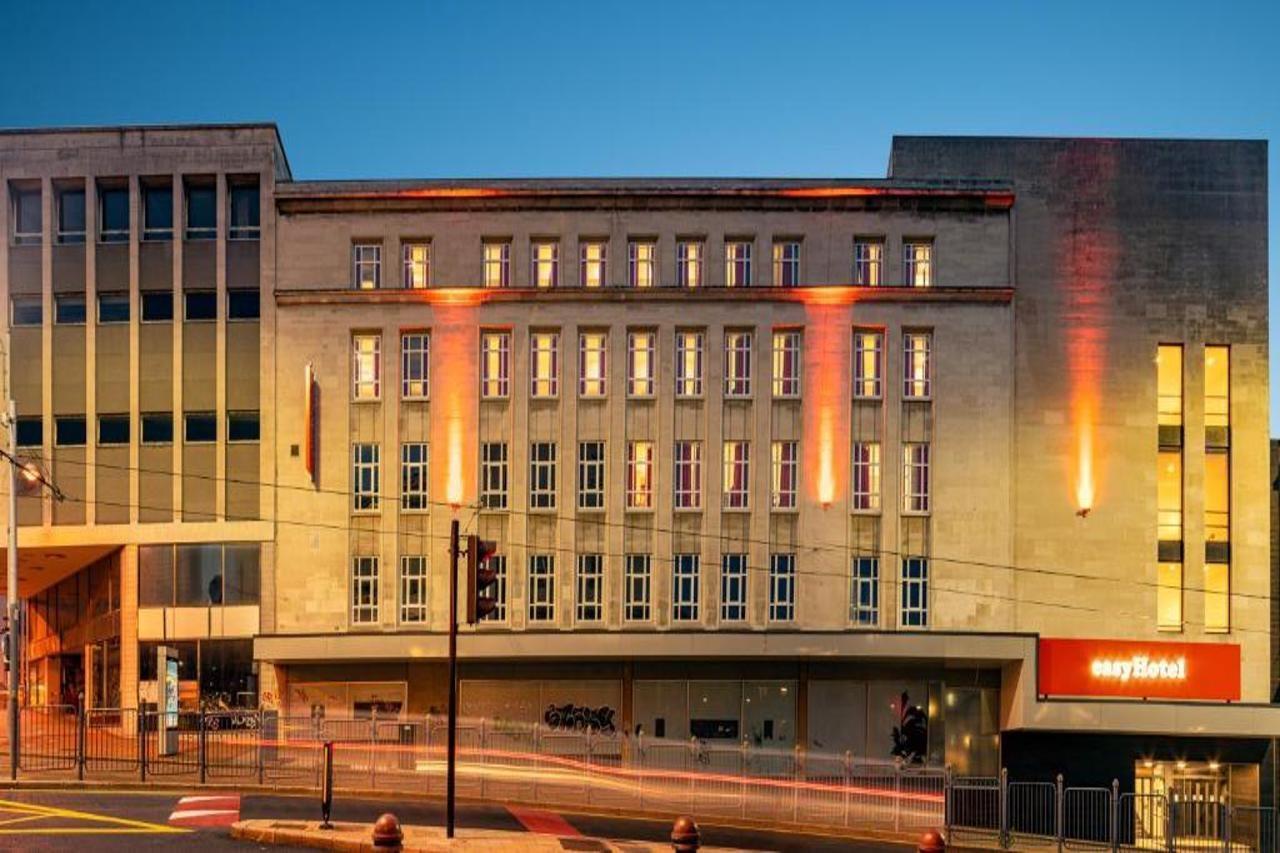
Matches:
[[84, 177, 97, 523], [127, 176, 140, 523], [119, 544, 139, 711], [215, 173, 227, 518], [40, 177, 53, 526], [171, 174, 183, 519]]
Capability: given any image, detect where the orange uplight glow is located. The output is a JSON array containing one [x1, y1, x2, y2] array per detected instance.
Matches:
[[802, 306, 848, 508], [430, 307, 478, 510]]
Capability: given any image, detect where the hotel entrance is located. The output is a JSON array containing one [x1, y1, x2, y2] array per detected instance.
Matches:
[[1134, 759, 1262, 849]]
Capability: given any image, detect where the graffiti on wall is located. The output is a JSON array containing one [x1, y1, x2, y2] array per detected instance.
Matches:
[[543, 703, 616, 733]]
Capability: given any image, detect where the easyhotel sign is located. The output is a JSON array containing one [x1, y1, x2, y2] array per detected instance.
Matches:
[[1038, 638, 1240, 701]]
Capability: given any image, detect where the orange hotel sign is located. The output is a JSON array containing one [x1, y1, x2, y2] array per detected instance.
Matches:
[[1038, 638, 1241, 702]]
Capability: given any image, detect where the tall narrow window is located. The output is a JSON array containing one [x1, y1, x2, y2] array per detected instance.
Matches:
[[229, 182, 260, 240], [1204, 346, 1230, 441], [852, 442, 882, 512], [488, 556, 508, 622], [577, 441, 606, 510], [772, 331, 801, 398], [529, 442, 558, 510], [528, 555, 556, 622], [530, 332, 560, 398], [772, 241, 800, 287], [722, 441, 750, 510], [853, 331, 883, 398], [770, 440, 798, 510], [580, 240, 607, 288], [677, 240, 703, 288], [674, 440, 702, 509], [1205, 563, 1230, 634], [725, 240, 752, 287], [480, 442, 509, 509], [400, 556, 428, 624], [720, 554, 747, 622], [675, 330, 704, 397], [624, 555, 652, 622], [1157, 345, 1184, 442], [403, 242, 431, 289], [903, 240, 933, 287], [853, 239, 883, 286], [903, 331, 932, 398], [575, 555, 604, 623], [185, 182, 215, 240], [401, 332, 429, 399], [480, 332, 510, 398], [13, 187, 42, 244], [724, 331, 753, 397], [351, 556, 379, 624], [353, 244, 381, 290], [673, 554, 700, 622], [532, 240, 558, 288], [143, 183, 172, 241], [352, 443, 380, 512], [629, 240, 656, 288], [901, 557, 928, 627], [852, 557, 879, 625], [769, 553, 795, 622], [352, 334, 381, 400], [1204, 345, 1231, 610], [483, 241, 510, 288], [99, 186, 130, 243], [627, 441, 654, 510], [903, 443, 930, 514], [1157, 562, 1182, 632], [1157, 451, 1183, 549], [400, 443, 429, 510], [579, 332, 607, 397], [627, 331, 655, 396], [57, 187, 86, 244], [1156, 343, 1184, 627]]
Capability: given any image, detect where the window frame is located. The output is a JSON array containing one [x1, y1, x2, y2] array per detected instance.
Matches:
[[852, 556, 880, 626], [770, 440, 798, 511], [527, 554, 556, 623], [579, 240, 607, 288], [627, 330, 656, 397], [769, 553, 796, 622], [902, 330, 933, 399], [352, 333, 382, 401], [673, 440, 702, 510], [529, 441, 558, 510], [530, 331, 560, 398], [853, 330, 884, 399], [900, 557, 929, 627], [12, 187, 42, 245], [400, 442, 430, 511], [672, 554, 700, 622], [577, 440, 606, 511], [142, 183, 173, 241], [902, 442, 931, 515], [676, 239, 703, 288], [402, 241, 431, 289], [675, 330, 704, 398], [11, 296, 42, 327], [54, 293, 87, 325], [724, 330, 753, 398], [626, 440, 654, 510], [97, 292, 130, 324], [724, 239, 752, 287], [720, 553, 748, 622], [184, 182, 216, 241], [228, 182, 260, 241], [722, 440, 751, 510], [903, 239, 934, 287], [480, 442, 509, 510], [852, 441, 882, 513], [578, 331, 608, 398], [771, 330, 801, 398], [352, 243, 382, 290], [628, 240, 657, 288], [482, 240, 511, 288], [853, 238, 884, 286], [531, 240, 559, 289], [56, 187, 86, 244], [351, 556, 379, 625], [401, 331, 430, 400], [624, 554, 652, 623], [399, 555, 428, 625], [480, 331, 511, 398], [352, 442, 381, 513], [98, 185, 130, 243], [575, 553, 604, 623], [772, 240, 801, 287]]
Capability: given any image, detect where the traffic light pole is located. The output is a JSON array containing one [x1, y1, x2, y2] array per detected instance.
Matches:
[[446, 517, 459, 839]]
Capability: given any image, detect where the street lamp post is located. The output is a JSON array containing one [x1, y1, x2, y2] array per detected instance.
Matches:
[[5, 399, 15, 782]]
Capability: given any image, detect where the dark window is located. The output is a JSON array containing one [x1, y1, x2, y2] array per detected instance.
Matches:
[[55, 294, 86, 324], [97, 292, 129, 323], [141, 292, 174, 322], [55, 416, 87, 446], [227, 290, 260, 320], [15, 417, 41, 447], [223, 545, 261, 604], [98, 415, 130, 445], [11, 297, 41, 326], [143, 184, 172, 240], [57, 189, 86, 243], [229, 184, 260, 240], [141, 413, 174, 444], [198, 639, 257, 707], [177, 544, 222, 605], [99, 186, 129, 242], [185, 184, 216, 240], [227, 411, 260, 442], [184, 412, 216, 443], [13, 188, 41, 243], [184, 290, 217, 321], [138, 640, 196, 682]]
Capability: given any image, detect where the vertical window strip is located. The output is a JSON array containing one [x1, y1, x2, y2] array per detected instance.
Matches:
[[904, 241, 933, 287], [852, 442, 882, 512], [675, 331, 704, 397], [400, 443, 429, 510], [772, 330, 801, 397], [851, 556, 880, 626], [673, 554, 700, 621], [629, 241, 656, 288], [903, 331, 932, 398], [399, 556, 428, 624], [624, 555, 652, 622], [351, 556, 379, 624], [352, 443, 380, 512], [720, 554, 748, 621], [480, 442, 509, 509], [401, 332, 429, 399], [627, 441, 654, 509], [579, 332, 608, 397], [528, 555, 556, 622], [768, 553, 795, 622], [770, 440, 798, 510], [854, 239, 883, 286], [674, 441, 702, 509], [532, 241, 559, 288], [772, 241, 800, 287], [483, 241, 510, 288], [481, 332, 511, 398], [529, 442, 558, 509], [722, 441, 750, 510], [575, 554, 604, 622], [402, 242, 430, 289], [577, 441, 606, 510], [627, 331, 655, 396], [580, 241, 607, 288], [853, 331, 883, 399], [353, 334, 381, 400], [725, 241, 752, 287], [724, 331, 753, 397], [677, 241, 703, 288], [353, 244, 381, 290], [900, 557, 928, 627], [489, 555, 508, 621], [903, 443, 930, 514], [530, 332, 560, 397]]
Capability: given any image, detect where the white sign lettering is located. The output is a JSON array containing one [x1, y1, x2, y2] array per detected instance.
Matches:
[[1090, 655, 1186, 683]]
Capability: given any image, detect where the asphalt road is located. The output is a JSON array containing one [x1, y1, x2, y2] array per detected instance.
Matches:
[[0, 786, 914, 851]]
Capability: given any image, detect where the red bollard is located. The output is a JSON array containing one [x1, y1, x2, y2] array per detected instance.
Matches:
[[917, 828, 946, 852], [671, 815, 700, 852], [371, 813, 404, 849]]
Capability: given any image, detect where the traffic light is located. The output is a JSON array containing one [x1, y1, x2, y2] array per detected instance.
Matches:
[[465, 535, 500, 624]]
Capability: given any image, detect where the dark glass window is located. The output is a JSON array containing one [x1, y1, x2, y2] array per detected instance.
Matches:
[[185, 184, 216, 240], [138, 545, 174, 607], [98, 415, 130, 445], [177, 544, 222, 605], [55, 416, 87, 446], [229, 184, 260, 240], [15, 417, 42, 447], [57, 189, 86, 243], [11, 297, 42, 326], [227, 411, 260, 442], [143, 184, 172, 240], [141, 413, 174, 444], [141, 292, 174, 322], [184, 290, 217, 321], [138, 640, 196, 682], [99, 186, 129, 242], [13, 188, 41, 243], [227, 290, 260, 320], [55, 294, 87, 324], [97, 292, 129, 323], [223, 545, 261, 604], [184, 412, 216, 443]]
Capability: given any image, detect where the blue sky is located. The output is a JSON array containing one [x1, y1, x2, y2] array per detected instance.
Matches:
[[3, 0, 1277, 428]]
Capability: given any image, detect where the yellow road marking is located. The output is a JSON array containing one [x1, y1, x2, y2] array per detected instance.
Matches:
[[0, 797, 187, 834], [0, 813, 52, 827]]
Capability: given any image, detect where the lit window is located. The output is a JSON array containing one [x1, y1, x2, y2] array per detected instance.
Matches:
[[480, 332, 510, 398], [627, 441, 654, 510], [724, 331, 753, 397], [352, 334, 381, 400], [903, 331, 932, 398], [1205, 451, 1230, 550], [528, 555, 555, 622], [1205, 345, 1230, 438], [400, 556, 428, 624], [400, 443, 429, 511], [852, 556, 879, 626], [57, 187, 85, 244], [674, 440, 702, 510], [772, 241, 800, 287], [722, 441, 750, 510], [1204, 563, 1229, 633], [624, 555, 652, 622], [904, 241, 933, 287], [578, 332, 607, 397], [578, 441, 606, 510], [627, 331, 655, 396], [725, 240, 752, 287], [580, 240, 606, 288], [529, 442, 557, 510], [675, 330, 704, 397], [903, 443, 930, 514], [13, 187, 41, 244], [353, 244, 381, 290], [1157, 562, 1182, 631], [531, 240, 559, 288], [1157, 345, 1183, 429], [772, 330, 801, 397], [852, 442, 881, 512], [401, 332, 429, 399], [483, 241, 510, 288], [853, 331, 883, 398], [677, 240, 703, 288], [351, 556, 379, 625], [769, 554, 795, 622], [1157, 451, 1182, 544], [530, 332, 560, 398], [229, 182, 260, 240], [352, 443, 380, 512], [900, 557, 928, 627], [480, 442, 509, 510], [854, 239, 883, 286], [629, 240, 656, 288], [672, 554, 700, 622], [99, 185, 129, 243], [575, 554, 603, 623], [403, 242, 430, 289], [185, 182, 215, 240], [770, 440, 797, 510], [720, 554, 747, 622]]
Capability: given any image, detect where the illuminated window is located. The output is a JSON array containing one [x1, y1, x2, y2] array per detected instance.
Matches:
[[624, 555, 652, 622], [580, 240, 607, 288], [402, 242, 430, 289], [720, 554, 747, 622], [399, 556, 428, 624], [723, 441, 750, 510], [1205, 345, 1230, 445], [903, 443, 930, 514], [352, 443, 380, 512], [677, 240, 703, 288], [724, 331, 753, 397], [672, 554, 700, 621], [769, 554, 795, 622], [529, 442, 557, 510], [725, 240, 752, 287], [1157, 345, 1183, 430], [1157, 562, 1182, 631], [528, 555, 555, 622], [1205, 451, 1230, 550], [578, 331, 607, 397], [627, 441, 654, 510], [401, 332, 429, 399], [771, 440, 798, 510], [352, 243, 381, 290], [903, 240, 933, 287], [400, 443, 429, 511], [772, 330, 801, 397], [675, 330, 704, 397], [673, 440, 702, 509], [1204, 563, 1229, 633], [577, 441, 606, 510], [772, 241, 801, 287], [852, 442, 881, 512], [629, 240, 656, 288], [351, 556, 379, 624], [852, 556, 879, 625], [854, 239, 883, 286], [480, 332, 510, 398], [627, 331, 655, 396], [531, 240, 558, 288], [480, 442, 508, 509], [900, 557, 928, 627], [12, 187, 42, 244], [903, 331, 932, 399], [1157, 451, 1182, 544], [483, 241, 510, 288], [352, 334, 381, 400], [576, 554, 603, 623], [854, 330, 883, 398], [530, 331, 560, 398]]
